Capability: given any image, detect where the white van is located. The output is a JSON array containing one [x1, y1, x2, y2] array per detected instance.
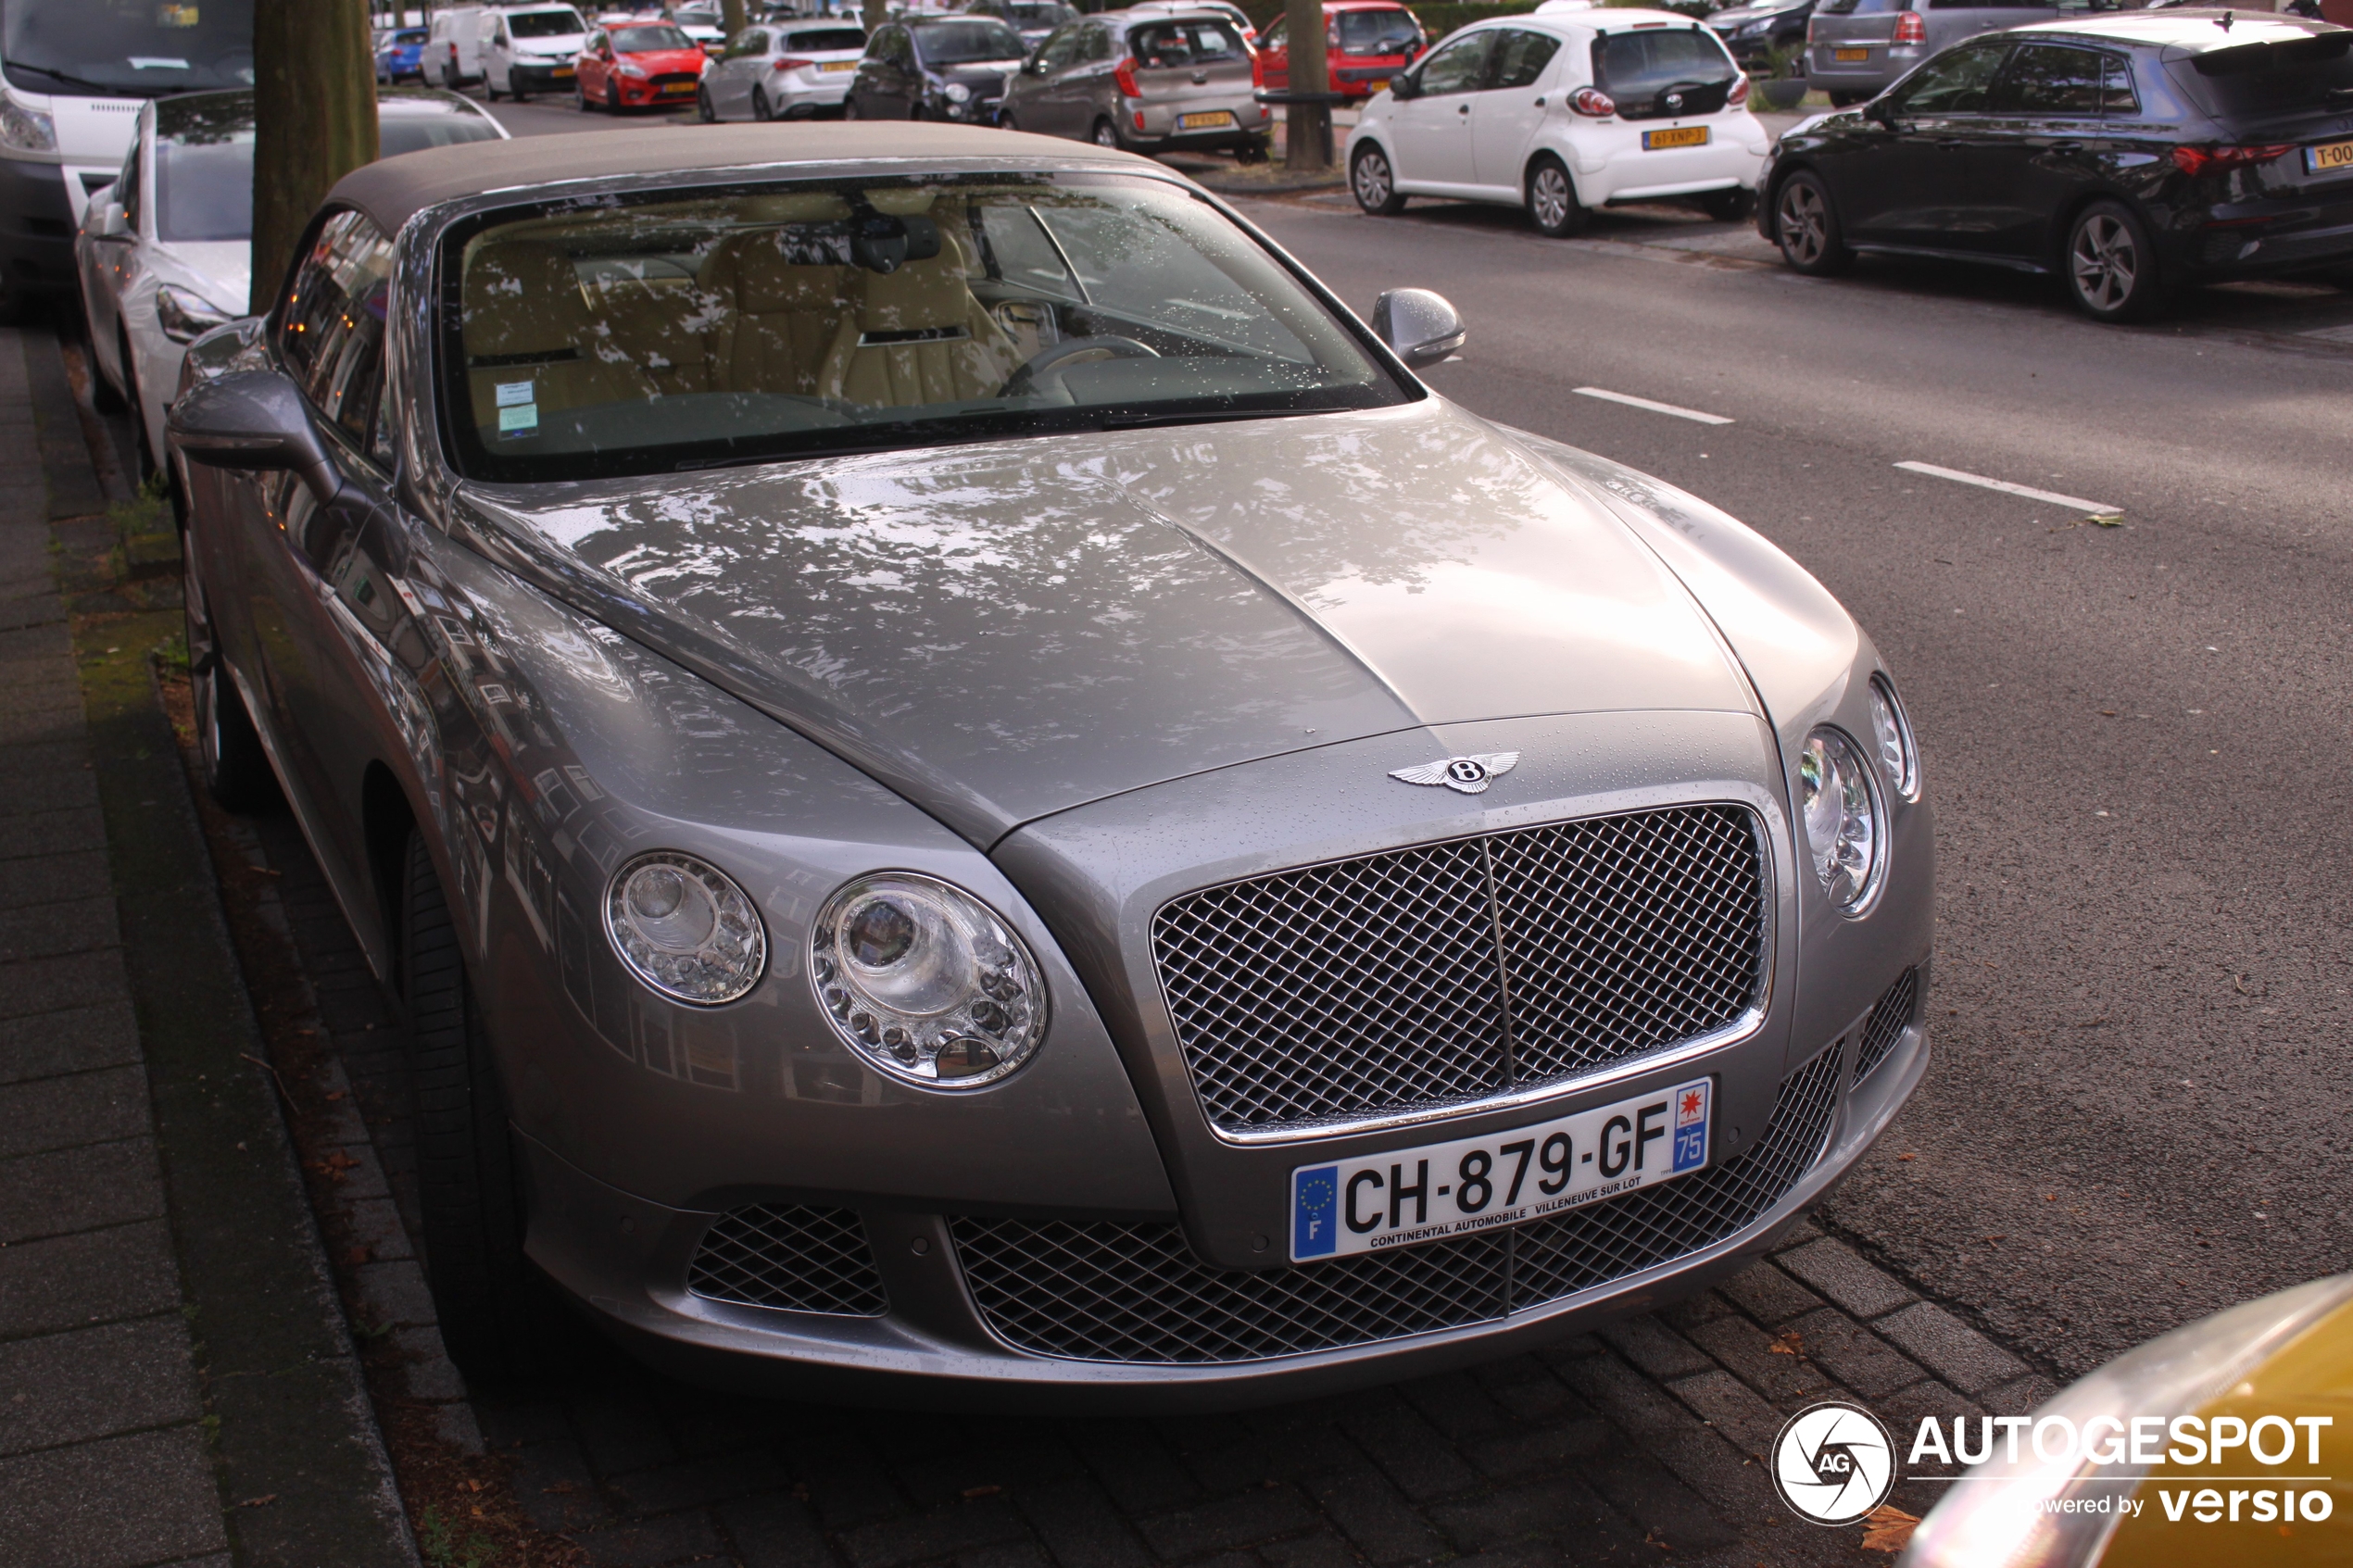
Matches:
[[484, 5, 589, 99], [423, 6, 490, 87]]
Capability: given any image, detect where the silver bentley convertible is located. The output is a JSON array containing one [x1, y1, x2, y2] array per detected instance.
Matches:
[[168, 124, 1931, 1407]]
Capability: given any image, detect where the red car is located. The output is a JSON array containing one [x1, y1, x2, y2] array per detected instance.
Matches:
[[1256, 0, 1424, 102], [575, 21, 707, 112]]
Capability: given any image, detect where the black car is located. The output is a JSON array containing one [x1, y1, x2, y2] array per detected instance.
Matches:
[[1759, 10, 2353, 320], [1707, 0, 1814, 70], [843, 15, 1029, 122]]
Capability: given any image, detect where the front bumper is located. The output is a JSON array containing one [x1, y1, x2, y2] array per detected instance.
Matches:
[[0, 156, 81, 294], [510, 62, 578, 90], [526, 993, 1931, 1411]]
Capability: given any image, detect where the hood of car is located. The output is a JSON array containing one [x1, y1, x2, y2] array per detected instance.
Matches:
[[613, 46, 707, 67], [459, 398, 1756, 846], [932, 59, 1026, 82], [157, 240, 252, 316]]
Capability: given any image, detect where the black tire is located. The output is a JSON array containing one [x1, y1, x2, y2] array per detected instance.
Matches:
[[120, 327, 157, 488], [1830, 90, 1869, 107], [400, 831, 578, 1383], [606, 80, 623, 113], [1351, 142, 1406, 215], [1091, 116, 1122, 150], [1699, 186, 1755, 222], [1771, 169, 1853, 276], [1525, 154, 1587, 238], [2065, 199, 2170, 323], [182, 551, 273, 811], [752, 85, 774, 121], [1234, 135, 1268, 165], [90, 331, 128, 414], [512, 86, 530, 103], [578, 81, 593, 110], [842, 94, 860, 119], [697, 83, 716, 121]]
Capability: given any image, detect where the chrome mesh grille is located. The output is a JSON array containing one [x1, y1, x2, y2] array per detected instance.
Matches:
[[1152, 806, 1767, 1134], [950, 1047, 1841, 1364], [687, 1204, 888, 1316], [1850, 968, 1919, 1086]]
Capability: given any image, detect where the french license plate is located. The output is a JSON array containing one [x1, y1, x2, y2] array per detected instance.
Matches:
[[1290, 1078, 1713, 1262], [1833, 46, 1869, 61], [2308, 139, 2353, 174], [820, 59, 857, 71], [1180, 109, 1236, 129], [1643, 125, 1710, 150]]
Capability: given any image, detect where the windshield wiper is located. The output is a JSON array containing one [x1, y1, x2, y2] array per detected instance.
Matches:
[[1098, 406, 1328, 431], [8, 61, 123, 93]]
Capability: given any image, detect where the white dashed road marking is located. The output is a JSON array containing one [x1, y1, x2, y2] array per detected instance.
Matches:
[[1894, 461, 2120, 517], [1572, 386, 1734, 425]]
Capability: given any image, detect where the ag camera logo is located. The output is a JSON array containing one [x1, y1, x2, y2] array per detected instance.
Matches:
[[1772, 1400, 1897, 1524]]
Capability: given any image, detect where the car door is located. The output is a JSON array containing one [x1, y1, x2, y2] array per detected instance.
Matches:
[[721, 28, 762, 113], [1971, 41, 2117, 262], [580, 29, 606, 97], [1827, 37, 2008, 246], [1471, 27, 1563, 193], [1390, 29, 1493, 189], [1013, 24, 1079, 133]]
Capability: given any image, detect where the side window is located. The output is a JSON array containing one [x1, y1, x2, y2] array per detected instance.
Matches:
[[1416, 31, 1493, 95], [1891, 40, 2007, 113], [276, 209, 396, 462], [1992, 43, 2104, 114], [1086, 22, 1115, 61], [1491, 29, 1562, 91], [1038, 25, 1080, 69], [1262, 16, 1286, 50], [2097, 52, 2138, 115]]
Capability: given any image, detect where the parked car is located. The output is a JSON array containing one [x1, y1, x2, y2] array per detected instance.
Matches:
[[1348, 11, 1770, 233], [376, 27, 431, 82], [163, 119, 1931, 1400], [698, 19, 870, 119], [673, 4, 731, 54], [1900, 1273, 2353, 1568], [842, 16, 1027, 121], [1128, 0, 1261, 46], [575, 21, 709, 110], [75, 88, 506, 480], [422, 6, 490, 87], [1000, 9, 1270, 158], [1760, 11, 2353, 320], [1706, 0, 1814, 68], [961, 0, 1080, 48], [1259, 0, 1427, 101], [1804, 0, 2106, 107], [485, 4, 591, 99]]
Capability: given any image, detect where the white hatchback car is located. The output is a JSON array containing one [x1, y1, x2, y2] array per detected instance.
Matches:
[[1344, 9, 1770, 236], [696, 19, 871, 119]]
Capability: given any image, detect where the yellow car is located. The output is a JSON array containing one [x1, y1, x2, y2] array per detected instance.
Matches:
[[1901, 1275, 2353, 1567]]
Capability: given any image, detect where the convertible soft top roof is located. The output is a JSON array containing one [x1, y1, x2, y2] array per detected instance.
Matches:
[[327, 122, 1151, 234]]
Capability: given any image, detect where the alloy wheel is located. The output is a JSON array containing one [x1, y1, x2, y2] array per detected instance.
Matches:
[[2071, 214, 2137, 314], [1094, 119, 1119, 148], [1530, 165, 1572, 232], [1779, 182, 1827, 267], [1353, 149, 1391, 211]]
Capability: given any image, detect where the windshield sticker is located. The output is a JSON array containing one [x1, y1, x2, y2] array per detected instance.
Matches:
[[497, 401, 540, 436], [495, 381, 535, 408]]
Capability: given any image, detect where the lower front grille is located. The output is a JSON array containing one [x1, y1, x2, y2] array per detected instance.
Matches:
[[687, 1204, 889, 1316], [950, 1048, 1843, 1364], [1850, 968, 1918, 1086]]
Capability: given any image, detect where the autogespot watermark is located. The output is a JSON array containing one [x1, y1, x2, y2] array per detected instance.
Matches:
[[1771, 1401, 2337, 1528]]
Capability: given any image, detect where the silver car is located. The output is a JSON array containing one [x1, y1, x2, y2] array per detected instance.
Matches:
[[1000, 9, 1270, 158], [697, 19, 870, 119], [1805, 0, 2095, 105], [167, 123, 1931, 1406]]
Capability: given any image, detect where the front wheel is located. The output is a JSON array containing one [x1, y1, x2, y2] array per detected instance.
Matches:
[[1351, 143, 1405, 215], [2066, 200, 2170, 323], [1772, 169, 1853, 275], [752, 85, 774, 121], [182, 552, 274, 811], [1526, 155, 1587, 238], [606, 81, 623, 113], [697, 83, 716, 121]]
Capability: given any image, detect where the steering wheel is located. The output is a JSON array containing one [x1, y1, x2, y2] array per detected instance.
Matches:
[[999, 334, 1161, 399]]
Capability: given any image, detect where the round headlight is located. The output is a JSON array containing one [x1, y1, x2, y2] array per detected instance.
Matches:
[[1867, 674, 1918, 800], [1799, 728, 1879, 911], [604, 852, 768, 1006], [810, 872, 1046, 1088], [944, 81, 972, 102]]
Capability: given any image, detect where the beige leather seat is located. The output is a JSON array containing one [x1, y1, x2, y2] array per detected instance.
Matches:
[[700, 230, 853, 397], [461, 240, 648, 425], [585, 274, 724, 397], [813, 223, 1020, 408]]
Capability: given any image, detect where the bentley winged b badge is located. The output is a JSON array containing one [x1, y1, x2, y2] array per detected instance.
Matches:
[[1389, 752, 1520, 796]]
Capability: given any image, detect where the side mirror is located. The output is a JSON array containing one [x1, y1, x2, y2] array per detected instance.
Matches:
[[1389, 69, 1419, 99], [91, 199, 131, 239], [1863, 94, 1894, 124], [167, 370, 344, 507], [1371, 287, 1464, 370]]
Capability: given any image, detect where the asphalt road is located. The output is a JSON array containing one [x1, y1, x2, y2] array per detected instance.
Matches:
[[470, 90, 2353, 1378]]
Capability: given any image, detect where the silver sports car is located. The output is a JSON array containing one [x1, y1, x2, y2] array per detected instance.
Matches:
[[169, 124, 1931, 1408]]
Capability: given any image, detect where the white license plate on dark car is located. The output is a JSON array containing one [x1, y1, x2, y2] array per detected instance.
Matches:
[[1290, 1077, 1712, 1261]]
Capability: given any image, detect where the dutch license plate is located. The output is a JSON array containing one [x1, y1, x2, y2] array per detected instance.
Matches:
[[553, 66, 574, 77], [1180, 109, 1236, 129], [2308, 139, 2353, 174], [1833, 46, 1869, 61], [820, 59, 857, 71], [1290, 1077, 1713, 1262], [661, 80, 695, 93], [1643, 125, 1710, 150], [1365, 77, 1390, 93]]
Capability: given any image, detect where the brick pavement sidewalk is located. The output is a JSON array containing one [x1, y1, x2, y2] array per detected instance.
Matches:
[[0, 319, 413, 1568]]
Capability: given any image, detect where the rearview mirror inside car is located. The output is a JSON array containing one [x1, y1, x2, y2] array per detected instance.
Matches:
[[168, 370, 344, 507], [1371, 287, 1465, 370]]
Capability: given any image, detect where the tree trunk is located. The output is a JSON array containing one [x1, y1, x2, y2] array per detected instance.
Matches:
[[721, 0, 749, 34], [863, 0, 889, 35], [1282, 0, 1329, 172], [250, 0, 380, 316]]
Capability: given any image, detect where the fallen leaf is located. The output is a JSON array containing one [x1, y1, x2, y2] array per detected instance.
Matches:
[[461, 1479, 484, 1493], [1768, 1330, 1805, 1358], [1861, 1505, 1919, 1552], [238, 1495, 278, 1509], [324, 1089, 346, 1101], [1983, 1235, 2006, 1244], [1897, 1152, 1918, 1162], [2045, 1194, 2057, 1202]]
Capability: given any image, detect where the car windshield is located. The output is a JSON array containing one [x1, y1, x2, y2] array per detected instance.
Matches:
[[509, 9, 587, 37], [155, 108, 501, 243], [784, 27, 867, 49], [389, 29, 428, 44], [1818, 0, 1902, 13], [1131, 20, 1246, 64], [2, 0, 256, 94], [1334, 9, 1421, 56], [612, 25, 692, 50], [439, 173, 1409, 483], [1009, 2, 1075, 24], [912, 19, 1025, 62], [2180, 31, 2353, 119], [1593, 27, 1733, 92]]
